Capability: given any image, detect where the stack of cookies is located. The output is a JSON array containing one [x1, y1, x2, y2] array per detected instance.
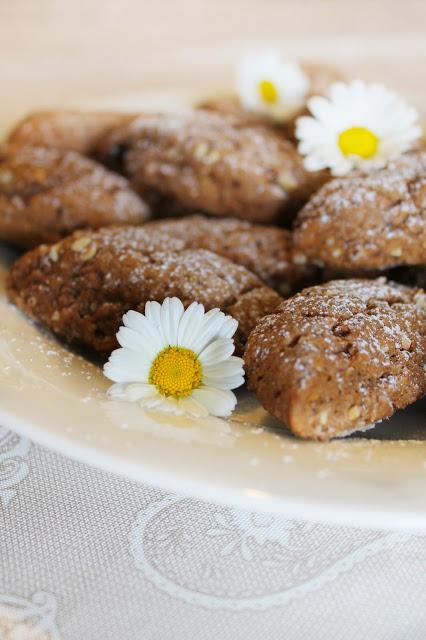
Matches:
[[2, 59, 425, 440]]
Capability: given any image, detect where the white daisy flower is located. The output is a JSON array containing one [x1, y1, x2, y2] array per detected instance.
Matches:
[[296, 80, 422, 176], [103, 298, 245, 418], [236, 49, 309, 122]]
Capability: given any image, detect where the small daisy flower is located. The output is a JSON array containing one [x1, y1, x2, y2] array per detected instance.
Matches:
[[103, 298, 245, 418], [296, 80, 422, 176], [236, 49, 309, 122]]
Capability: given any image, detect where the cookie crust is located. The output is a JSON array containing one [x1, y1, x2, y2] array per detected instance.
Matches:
[[7, 110, 137, 156], [244, 279, 426, 440], [95, 111, 327, 224], [137, 215, 318, 295], [7, 227, 283, 356], [0, 144, 149, 248], [293, 151, 426, 270]]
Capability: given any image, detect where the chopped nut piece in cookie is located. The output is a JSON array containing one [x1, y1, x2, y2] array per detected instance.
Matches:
[[348, 406, 362, 421], [71, 237, 92, 252]]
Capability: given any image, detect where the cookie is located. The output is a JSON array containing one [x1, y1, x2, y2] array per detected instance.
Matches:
[[7, 227, 283, 356], [244, 279, 426, 440], [197, 94, 275, 128], [300, 62, 345, 97], [95, 110, 328, 224], [133, 215, 318, 295], [7, 110, 137, 156], [292, 151, 426, 270], [197, 62, 344, 137], [0, 144, 149, 248]]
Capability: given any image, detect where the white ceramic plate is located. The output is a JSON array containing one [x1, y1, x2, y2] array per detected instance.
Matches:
[[1, 242, 425, 532], [0, 92, 425, 531]]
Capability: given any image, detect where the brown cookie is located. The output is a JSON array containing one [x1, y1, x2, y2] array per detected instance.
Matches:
[[301, 62, 346, 98], [134, 215, 318, 295], [244, 279, 426, 440], [7, 227, 283, 356], [7, 110, 137, 156], [95, 110, 328, 225], [197, 62, 344, 138], [0, 144, 149, 249], [292, 151, 426, 270], [197, 94, 276, 128]]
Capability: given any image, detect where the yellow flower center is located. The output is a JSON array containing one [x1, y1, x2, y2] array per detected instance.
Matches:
[[258, 79, 279, 104], [149, 346, 202, 398], [338, 126, 379, 159]]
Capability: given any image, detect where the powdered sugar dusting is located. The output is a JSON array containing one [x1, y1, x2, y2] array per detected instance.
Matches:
[[293, 150, 426, 269], [245, 278, 426, 440]]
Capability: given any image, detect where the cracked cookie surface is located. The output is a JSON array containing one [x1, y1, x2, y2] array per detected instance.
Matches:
[[0, 143, 149, 248], [244, 279, 426, 440], [7, 226, 283, 356]]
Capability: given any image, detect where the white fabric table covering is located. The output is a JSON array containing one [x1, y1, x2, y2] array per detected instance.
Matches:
[[1, 425, 425, 640]]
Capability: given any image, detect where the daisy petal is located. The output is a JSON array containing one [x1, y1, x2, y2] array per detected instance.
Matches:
[[191, 309, 228, 354], [104, 348, 150, 383], [108, 382, 158, 402], [198, 337, 235, 367], [104, 298, 243, 418], [144, 301, 162, 328], [177, 301, 205, 348], [146, 395, 182, 414], [203, 355, 245, 379], [160, 297, 184, 345], [307, 96, 337, 127], [203, 374, 245, 391], [216, 316, 238, 340], [177, 396, 209, 418], [116, 326, 157, 361], [140, 393, 165, 410], [236, 48, 309, 122], [297, 80, 421, 176], [123, 310, 165, 352], [192, 387, 237, 417], [303, 154, 328, 172]]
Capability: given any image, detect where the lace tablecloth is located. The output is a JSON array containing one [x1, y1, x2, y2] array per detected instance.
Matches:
[[1, 424, 425, 640]]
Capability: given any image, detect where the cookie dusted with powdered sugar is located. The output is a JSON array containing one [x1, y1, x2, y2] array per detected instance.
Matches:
[[292, 151, 426, 270], [95, 110, 328, 224], [7, 227, 283, 356], [244, 279, 426, 440], [135, 215, 318, 295], [7, 110, 137, 156], [0, 144, 149, 248]]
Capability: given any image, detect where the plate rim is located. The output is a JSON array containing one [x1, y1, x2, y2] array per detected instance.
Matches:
[[3, 405, 426, 534]]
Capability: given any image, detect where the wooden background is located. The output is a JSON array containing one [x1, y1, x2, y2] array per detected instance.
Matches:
[[1, 0, 425, 129]]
